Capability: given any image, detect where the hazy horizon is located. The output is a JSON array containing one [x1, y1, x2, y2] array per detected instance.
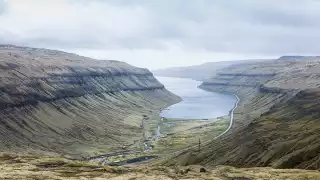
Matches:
[[1, 0, 320, 69]]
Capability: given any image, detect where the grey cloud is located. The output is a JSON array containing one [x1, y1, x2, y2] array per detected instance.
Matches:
[[233, 2, 320, 28], [104, 0, 320, 55], [1, 0, 320, 56], [0, 0, 6, 15]]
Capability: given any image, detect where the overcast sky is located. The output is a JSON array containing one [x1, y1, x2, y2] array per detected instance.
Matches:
[[1, 0, 320, 69]]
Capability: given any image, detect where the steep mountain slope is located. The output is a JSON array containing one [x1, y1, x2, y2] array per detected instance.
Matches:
[[169, 58, 320, 170], [0, 45, 180, 158]]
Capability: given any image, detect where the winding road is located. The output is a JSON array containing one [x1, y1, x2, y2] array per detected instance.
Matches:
[[213, 94, 240, 140]]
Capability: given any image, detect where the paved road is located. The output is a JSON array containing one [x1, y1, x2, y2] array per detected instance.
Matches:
[[212, 94, 240, 140]]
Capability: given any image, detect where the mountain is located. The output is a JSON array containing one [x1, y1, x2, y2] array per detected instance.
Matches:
[[278, 56, 320, 61], [0, 44, 180, 158], [169, 57, 320, 170], [152, 59, 268, 80]]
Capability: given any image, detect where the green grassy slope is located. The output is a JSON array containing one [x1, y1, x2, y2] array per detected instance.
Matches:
[[0, 45, 180, 158], [169, 58, 320, 170]]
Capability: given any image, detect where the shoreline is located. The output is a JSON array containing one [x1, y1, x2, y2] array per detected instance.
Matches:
[[87, 82, 240, 165]]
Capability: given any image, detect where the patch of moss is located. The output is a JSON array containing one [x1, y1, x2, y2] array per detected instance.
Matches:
[[65, 161, 100, 168], [103, 165, 128, 173], [0, 153, 18, 161], [32, 157, 69, 168]]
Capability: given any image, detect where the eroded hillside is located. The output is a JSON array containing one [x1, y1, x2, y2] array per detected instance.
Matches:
[[169, 57, 320, 170], [0, 45, 180, 158]]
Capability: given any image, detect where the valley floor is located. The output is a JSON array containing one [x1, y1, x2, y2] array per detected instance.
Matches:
[[92, 115, 231, 165]]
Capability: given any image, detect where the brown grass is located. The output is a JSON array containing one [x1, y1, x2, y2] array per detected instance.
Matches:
[[0, 154, 319, 180]]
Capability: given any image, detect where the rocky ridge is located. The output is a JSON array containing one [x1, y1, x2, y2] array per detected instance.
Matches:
[[0, 45, 180, 158]]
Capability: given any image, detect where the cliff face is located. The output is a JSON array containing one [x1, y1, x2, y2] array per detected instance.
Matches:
[[171, 58, 320, 170], [0, 45, 180, 157]]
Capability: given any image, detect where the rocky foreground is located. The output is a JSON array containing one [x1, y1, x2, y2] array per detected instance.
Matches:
[[1, 153, 320, 180], [0, 45, 180, 158]]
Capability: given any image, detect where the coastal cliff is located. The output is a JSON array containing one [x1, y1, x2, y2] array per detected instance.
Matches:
[[0, 45, 180, 158]]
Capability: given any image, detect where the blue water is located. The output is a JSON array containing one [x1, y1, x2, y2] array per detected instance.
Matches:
[[157, 76, 236, 119]]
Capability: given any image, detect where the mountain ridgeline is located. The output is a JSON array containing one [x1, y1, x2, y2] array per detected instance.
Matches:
[[0, 45, 180, 157], [152, 59, 268, 81]]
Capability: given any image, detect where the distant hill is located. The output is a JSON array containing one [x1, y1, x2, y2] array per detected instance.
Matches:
[[278, 56, 320, 61], [152, 59, 269, 81]]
